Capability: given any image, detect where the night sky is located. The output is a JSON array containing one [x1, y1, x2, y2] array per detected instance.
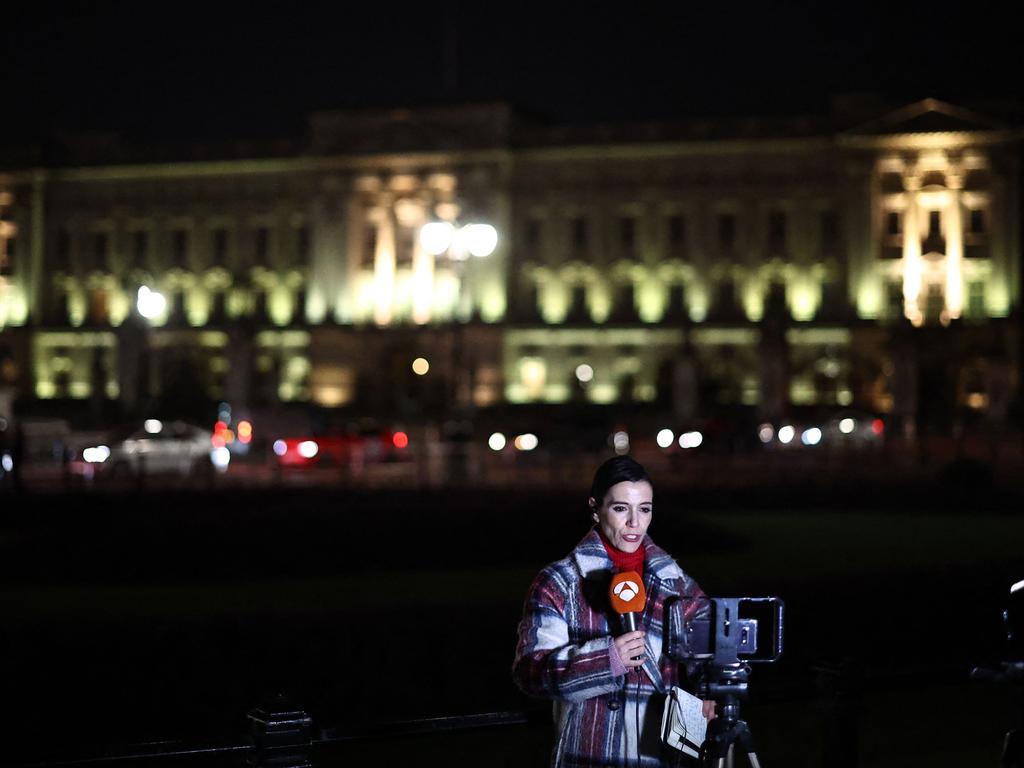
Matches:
[[3, 2, 1020, 144]]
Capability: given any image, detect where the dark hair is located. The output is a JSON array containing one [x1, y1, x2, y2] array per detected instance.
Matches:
[[589, 455, 652, 507]]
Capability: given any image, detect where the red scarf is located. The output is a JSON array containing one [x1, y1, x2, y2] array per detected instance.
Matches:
[[597, 529, 645, 576]]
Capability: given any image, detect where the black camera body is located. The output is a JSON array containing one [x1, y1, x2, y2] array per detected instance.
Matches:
[[1007, 579, 1024, 663], [663, 595, 784, 666]]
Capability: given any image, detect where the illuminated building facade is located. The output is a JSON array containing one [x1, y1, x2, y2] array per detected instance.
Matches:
[[0, 99, 1020, 432]]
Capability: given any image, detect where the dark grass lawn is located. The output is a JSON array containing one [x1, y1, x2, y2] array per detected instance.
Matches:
[[1, 487, 1022, 766]]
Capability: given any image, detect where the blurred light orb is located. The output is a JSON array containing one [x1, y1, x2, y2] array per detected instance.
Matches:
[[488, 432, 507, 451], [612, 431, 630, 455], [679, 431, 703, 449], [272, 440, 287, 457], [515, 433, 539, 451], [465, 224, 498, 257], [210, 446, 231, 470], [575, 364, 594, 383], [839, 418, 856, 435], [83, 445, 111, 463], [392, 431, 409, 449], [801, 427, 822, 446], [144, 419, 163, 434], [758, 424, 774, 443], [778, 425, 795, 444], [2, 454, 14, 472], [449, 226, 473, 260], [412, 357, 430, 376], [656, 429, 674, 449], [136, 286, 166, 319], [298, 440, 319, 459], [420, 222, 455, 256]]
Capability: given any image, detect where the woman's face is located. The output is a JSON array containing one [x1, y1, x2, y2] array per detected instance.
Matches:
[[591, 480, 653, 553]]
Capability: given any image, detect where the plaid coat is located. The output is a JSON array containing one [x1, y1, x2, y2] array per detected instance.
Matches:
[[513, 529, 707, 767]]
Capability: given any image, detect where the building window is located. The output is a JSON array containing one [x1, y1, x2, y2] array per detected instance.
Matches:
[[880, 246, 902, 260], [924, 283, 944, 321], [254, 227, 270, 266], [619, 216, 636, 255], [717, 214, 736, 255], [213, 228, 229, 263], [885, 211, 901, 236], [525, 218, 542, 253], [969, 209, 986, 235], [362, 224, 378, 269], [923, 210, 944, 254], [396, 225, 415, 267], [668, 214, 686, 253], [295, 226, 310, 265], [132, 231, 149, 269], [520, 357, 546, 400], [572, 217, 588, 254], [93, 233, 109, 271], [0, 234, 14, 275], [171, 229, 189, 269], [56, 229, 71, 271], [821, 210, 840, 255], [768, 211, 786, 255], [886, 280, 904, 317], [968, 281, 985, 317]]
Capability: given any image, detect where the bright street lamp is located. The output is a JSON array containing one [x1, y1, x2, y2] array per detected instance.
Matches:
[[418, 218, 499, 412], [420, 222, 455, 256], [136, 286, 167, 320], [420, 221, 498, 261]]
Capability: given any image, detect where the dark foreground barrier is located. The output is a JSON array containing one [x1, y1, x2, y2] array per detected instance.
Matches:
[[14, 700, 548, 768]]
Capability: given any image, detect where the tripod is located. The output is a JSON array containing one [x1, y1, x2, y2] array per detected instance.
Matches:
[[700, 663, 762, 768], [971, 660, 1024, 768]]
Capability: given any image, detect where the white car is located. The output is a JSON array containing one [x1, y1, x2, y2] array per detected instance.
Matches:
[[79, 420, 216, 477]]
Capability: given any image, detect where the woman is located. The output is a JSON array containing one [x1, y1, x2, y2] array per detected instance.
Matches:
[[513, 455, 713, 766]]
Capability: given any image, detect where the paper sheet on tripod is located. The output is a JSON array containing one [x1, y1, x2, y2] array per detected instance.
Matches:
[[661, 687, 707, 759]]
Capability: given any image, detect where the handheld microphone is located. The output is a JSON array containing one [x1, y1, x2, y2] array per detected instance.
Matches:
[[609, 570, 647, 634]]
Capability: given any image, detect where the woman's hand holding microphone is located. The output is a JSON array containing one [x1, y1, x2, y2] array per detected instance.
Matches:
[[613, 630, 647, 668]]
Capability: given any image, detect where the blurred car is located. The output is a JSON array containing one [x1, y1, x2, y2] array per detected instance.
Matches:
[[74, 420, 217, 478], [758, 410, 885, 449], [272, 426, 410, 469], [276, 423, 411, 473]]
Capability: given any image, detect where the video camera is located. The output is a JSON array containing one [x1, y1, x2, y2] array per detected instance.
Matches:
[[970, 578, 1024, 767], [663, 596, 785, 666], [972, 578, 1024, 685]]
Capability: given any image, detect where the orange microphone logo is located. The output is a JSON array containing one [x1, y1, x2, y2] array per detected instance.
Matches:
[[609, 570, 647, 615]]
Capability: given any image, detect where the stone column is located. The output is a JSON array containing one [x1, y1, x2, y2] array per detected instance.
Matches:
[[29, 172, 47, 324], [373, 195, 396, 327], [901, 174, 922, 324], [944, 173, 964, 321], [411, 204, 434, 325]]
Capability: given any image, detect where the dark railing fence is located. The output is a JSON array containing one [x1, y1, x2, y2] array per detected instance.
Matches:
[[15, 698, 543, 768], [12, 658, 1023, 768], [13, 660, 877, 768]]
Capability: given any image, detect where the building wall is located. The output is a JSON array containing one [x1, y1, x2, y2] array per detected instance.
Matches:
[[0, 102, 1020, 430]]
